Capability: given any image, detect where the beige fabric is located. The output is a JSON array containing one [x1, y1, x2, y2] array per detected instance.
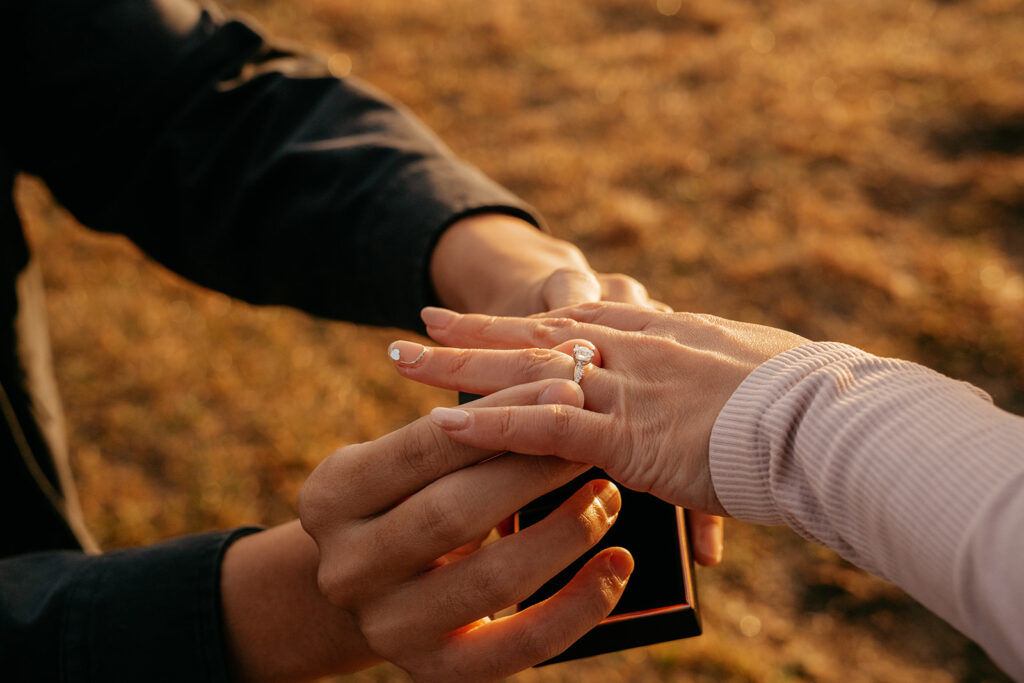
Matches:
[[710, 342, 1024, 680], [14, 261, 98, 553]]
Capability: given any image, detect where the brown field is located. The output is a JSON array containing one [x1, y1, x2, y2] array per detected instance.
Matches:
[[16, 0, 1023, 680]]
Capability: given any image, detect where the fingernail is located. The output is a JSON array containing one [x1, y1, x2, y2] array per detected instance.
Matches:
[[388, 340, 426, 365], [697, 519, 724, 565], [421, 307, 457, 329], [711, 526, 724, 564], [538, 380, 584, 406], [430, 407, 471, 429], [608, 549, 634, 583], [592, 480, 622, 518]]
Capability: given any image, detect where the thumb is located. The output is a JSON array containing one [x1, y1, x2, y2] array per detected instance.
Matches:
[[541, 267, 602, 310]]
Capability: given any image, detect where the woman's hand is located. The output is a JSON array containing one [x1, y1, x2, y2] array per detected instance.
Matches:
[[430, 214, 667, 316], [387, 303, 807, 519], [429, 220, 725, 562], [296, 379, 633, 682]]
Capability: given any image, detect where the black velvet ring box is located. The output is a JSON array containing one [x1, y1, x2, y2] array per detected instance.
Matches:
[[514, 468, 701, 665], [456, 393, 701, 663]]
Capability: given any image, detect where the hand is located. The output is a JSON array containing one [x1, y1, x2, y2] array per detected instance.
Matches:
[[387, 303, 807, 521], [428, 214, 725, 562], [296, 379, 633, 682], [430, 214, 667, 316]]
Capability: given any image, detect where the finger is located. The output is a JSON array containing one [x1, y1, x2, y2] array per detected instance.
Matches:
[[371, 480, 622, 643], [299, 379, 582, 528], [689, 511, 724, 567], [421, 305, 661, 354], [368, 453, 590, 583], [429, 403, 628, 470], [390, 338, 602, 371], [440, 547, 633, 680], [421, 306, 608, 350], [541, 267, 603, 310], [597, 273, 653, 306], [651, 298, 674, 313], [542, 300, 680, 331], [388, 341, 604, 397], [312, 452, 591, 604]]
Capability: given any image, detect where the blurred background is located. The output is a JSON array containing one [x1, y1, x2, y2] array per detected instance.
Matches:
[[16, 0, 1023, 680]]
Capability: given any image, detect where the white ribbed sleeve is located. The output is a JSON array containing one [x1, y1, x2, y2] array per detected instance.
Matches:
[[709, 342, 1024, 680]]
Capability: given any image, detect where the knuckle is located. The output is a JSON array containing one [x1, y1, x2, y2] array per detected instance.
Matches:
[[316, 557, 363, 606], [475, 314, 501, 339], [296, 480, 324, 534], [534, 318, 577, 346], [419, 495, 466, 548], [549, 403, 575, 441], [357, 607, 403, 658], [461, 562, 519, 612], [481, 562, 522, 608], [296, 447, 353, 534], [508, 625, 557, 664], [316, 566, 344, 603], [315, 524, 383, 604], [675, 310, 717, 330], [496, 406, 515, 438], [522, 347, 564, 374], [401, 421, 451, 480], [448, 348, 475, 375]]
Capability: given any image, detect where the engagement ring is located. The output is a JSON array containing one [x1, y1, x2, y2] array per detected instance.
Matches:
[[573, 344, 595, 384]]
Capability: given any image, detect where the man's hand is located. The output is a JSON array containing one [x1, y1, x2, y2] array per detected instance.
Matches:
[[296, 380, 632, 682], [429, 214, 667, 317]]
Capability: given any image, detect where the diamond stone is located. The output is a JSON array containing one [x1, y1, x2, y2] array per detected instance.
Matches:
[[573, 345, 594, 363]]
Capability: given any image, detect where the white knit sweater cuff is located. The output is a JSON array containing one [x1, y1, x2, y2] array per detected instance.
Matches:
[[708, 342, 868, 525]]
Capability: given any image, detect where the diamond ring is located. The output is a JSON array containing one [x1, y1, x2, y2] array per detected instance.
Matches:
[[572, 344, 595, 384]]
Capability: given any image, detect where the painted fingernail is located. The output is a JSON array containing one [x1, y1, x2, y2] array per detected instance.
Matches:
[[388, 340, 426, 365], [608, 549, 634, 583], [430, 407, 471, 429], [421, 307, 458, 329]]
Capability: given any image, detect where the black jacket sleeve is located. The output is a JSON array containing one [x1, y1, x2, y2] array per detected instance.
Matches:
[[3, 0, 540, 330], [0, 528, 261, 682]]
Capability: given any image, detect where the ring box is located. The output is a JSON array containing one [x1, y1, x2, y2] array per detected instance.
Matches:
[[514, 468, 701, 665], [456, 393, 701, 662]]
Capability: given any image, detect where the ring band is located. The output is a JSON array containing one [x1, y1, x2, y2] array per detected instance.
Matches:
[[572, 344, 595, 384]]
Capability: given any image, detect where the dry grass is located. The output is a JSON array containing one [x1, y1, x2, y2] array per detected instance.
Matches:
[[15, 0, 1023, 680]]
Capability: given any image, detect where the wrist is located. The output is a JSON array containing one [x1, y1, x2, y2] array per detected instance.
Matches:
[[430, 213, 590, 315], [220, 521, 379, 682]]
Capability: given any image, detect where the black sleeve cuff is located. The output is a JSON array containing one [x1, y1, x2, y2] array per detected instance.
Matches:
[[62, 527, 261, 682]]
